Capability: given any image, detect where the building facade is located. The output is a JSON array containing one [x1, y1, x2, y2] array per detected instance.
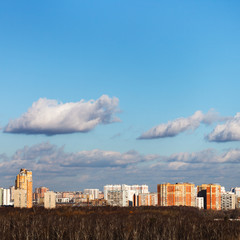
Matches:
[[195, 197, 204, 209], [34, 187, 49, 204], [104, 184, 149, 206], [0, 188, 13, 206], [44, 191, 56, 209], [84, 189, 99, 199], [197, 184, 221, 210], [231, 187, 240, 196], [157, 183, 195, 207], [15, 168, 32, 208], [14, 189, 27, 208], [134, 192, 158, 206], [10, 186, 15, 202], [221, 192, 236, 210], [107, 190, 126, 206], [3, 189, 11, 206]]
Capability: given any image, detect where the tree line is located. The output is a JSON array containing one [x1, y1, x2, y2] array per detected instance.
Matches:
[[0, 206, 240, 240]]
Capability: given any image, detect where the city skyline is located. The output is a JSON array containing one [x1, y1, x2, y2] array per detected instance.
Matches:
[[1, 1, 240, 191]]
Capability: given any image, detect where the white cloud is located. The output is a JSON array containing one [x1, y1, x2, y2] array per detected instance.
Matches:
[[138, 110, 224, 139], [207, 113, 240, 142], [168, 162, 189, 170], [4, 95, 120, 135]]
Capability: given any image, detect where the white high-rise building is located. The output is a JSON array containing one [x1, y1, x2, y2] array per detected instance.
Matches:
[[104, 185, 122, 200], [84, 189, 99, 199], [221, 192, 236, 210], [104, 184, 149, 206], [3, 189, 11, 206]]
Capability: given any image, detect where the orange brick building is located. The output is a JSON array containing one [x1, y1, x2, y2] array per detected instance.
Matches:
[[157, 183, 195, 207], [15, 168, 32, 208], [197, 184, 221, 210]]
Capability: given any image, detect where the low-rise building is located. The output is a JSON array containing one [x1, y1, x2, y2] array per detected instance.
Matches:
[[56, 197, 70, 203]]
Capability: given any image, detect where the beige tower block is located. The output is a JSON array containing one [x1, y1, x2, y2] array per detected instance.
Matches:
[[14, 189, 27, 208], [44, 191, 56, 209]]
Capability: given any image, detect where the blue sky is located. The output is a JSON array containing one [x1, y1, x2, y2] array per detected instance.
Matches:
[[1, 0, 240, 191]]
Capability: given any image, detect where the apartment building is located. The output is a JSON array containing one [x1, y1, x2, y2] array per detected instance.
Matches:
[[15, 168, 32, 208], [195, 197, 204, 209], [221, 192, 236, 210], [104, 184, 149, 206], [134, 192, 158, 206], [0, 188, 12, 206], [84, 189, 99, 199], [34, 187, 49, 204], [14, 189, 27, 208], [157, 183, 195, 207], [197, 184, 221, 210], [44, 191, 56, 209]]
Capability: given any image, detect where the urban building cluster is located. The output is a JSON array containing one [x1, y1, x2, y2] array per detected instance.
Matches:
[[0, 169, 240, 211]]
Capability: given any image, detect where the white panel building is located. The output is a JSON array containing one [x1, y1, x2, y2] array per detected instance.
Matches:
[[195, 197, 204, 209], [104, 184, 149, 206], [104, 185, 121, 200], [14, 189, 27, 208], [221, 192, 236, 210], [84, 189, 99, 199], [44, 191, 56, 209], [3, 189, 12, 206]]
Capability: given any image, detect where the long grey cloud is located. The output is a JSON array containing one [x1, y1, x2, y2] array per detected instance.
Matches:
[[0, 142, 160, 190], [0, 142, 159, 175], [0, 143, 239, 190], [151, 148, 240, 170], [138, 110, 226, 140], [207, 113, 240, 142], [4, 95, 120, 135]]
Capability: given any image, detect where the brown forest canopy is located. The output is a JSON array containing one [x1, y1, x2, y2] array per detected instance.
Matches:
[[0, 206, 240, 240]]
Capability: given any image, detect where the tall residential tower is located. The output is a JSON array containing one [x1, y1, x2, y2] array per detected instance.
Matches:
[[15, 168, 32, 208]]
